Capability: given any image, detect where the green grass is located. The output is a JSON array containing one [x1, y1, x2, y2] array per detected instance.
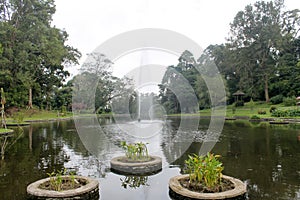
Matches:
[[169, 101, 300, 119], [7, 109, 73, 122]]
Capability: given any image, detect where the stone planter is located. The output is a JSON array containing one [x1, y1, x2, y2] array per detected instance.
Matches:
[[110, 155, 162, 175], [27, 175, 99, 200], [169, 174, 247, 200], [0, 129, 14, 136]]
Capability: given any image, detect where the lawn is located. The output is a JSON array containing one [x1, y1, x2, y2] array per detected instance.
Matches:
[[6, 108, 73, 122], [170, 101, 300, 119]]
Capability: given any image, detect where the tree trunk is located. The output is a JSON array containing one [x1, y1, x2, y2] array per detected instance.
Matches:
[[28, 87, 33, 109], [264, 75, 270, 103]]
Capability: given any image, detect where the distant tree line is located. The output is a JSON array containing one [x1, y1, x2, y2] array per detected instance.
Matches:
[[1, 0, 300, 115]]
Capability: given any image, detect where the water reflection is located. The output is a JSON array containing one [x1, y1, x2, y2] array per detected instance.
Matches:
[[120, 175, 149, 189], [0, 119, 299, 200]]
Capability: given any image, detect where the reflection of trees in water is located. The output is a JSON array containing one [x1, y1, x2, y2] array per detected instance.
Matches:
[[120, 175, 149, 189], [0, 128, 23, 160], [161, 117, 212, 165], [214, 124, 300, 200]]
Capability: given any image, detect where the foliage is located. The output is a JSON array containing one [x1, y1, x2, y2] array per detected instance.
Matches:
[[271, 109, 300, 117], [0, 0, 80, 109], [120, 141, 149, 161], [283, 97, 296, 106], [184, 153, 223, 189], [46, 168, 77, 191], [270, 95, 284, 104], [73, 53, 134, 113], [257, 110, 267, 115], [269, 106, 277, 113], [225, 0, 300, 102], [159, 50, 226, 114]]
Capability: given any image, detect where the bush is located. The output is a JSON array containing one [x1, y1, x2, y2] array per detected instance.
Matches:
[[271, 109, 300, 117], [258, 110, 266, 115], [269, 106, 277, 113], [283, 97, 296, 106], [270, 95, 284, 104]]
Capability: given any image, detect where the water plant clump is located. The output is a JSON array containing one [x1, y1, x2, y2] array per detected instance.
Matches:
[[182, 153, 234, 193], [39, 169, 84, 191], [120, 141, 150, 162]]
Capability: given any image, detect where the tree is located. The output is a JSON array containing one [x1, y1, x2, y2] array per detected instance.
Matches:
[[75, 53, 134, 113], [0, 0, 81, 108], [227, 0, 300, 102], [159, 51, 200, 113], [1, 88, 7, 129]]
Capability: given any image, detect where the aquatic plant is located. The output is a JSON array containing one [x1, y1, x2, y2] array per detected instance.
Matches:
[[184, 153, 224, 189], [120, 141, 149, 161]]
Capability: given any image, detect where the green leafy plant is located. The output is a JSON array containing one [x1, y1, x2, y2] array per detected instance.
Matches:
[[120, 141, 149, 161], [184, 153, 224, 190], [46, 168, 76, 191]]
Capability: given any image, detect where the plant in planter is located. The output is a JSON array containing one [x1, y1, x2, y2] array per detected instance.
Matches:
[[183, 153, 228, 192], [169, 153, 247, 199], [110, 141, 162, 175], [120, 141, 150, 162], [27, 168, 99, 200]]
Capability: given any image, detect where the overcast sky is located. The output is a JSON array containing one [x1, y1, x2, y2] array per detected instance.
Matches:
[[52, 0, 300, 79]]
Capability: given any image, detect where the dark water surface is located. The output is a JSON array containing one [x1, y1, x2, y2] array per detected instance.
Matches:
[[0, 118, 299, 200]]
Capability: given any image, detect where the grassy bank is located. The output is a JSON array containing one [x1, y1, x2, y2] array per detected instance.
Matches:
[[6, 109, 73, 122], [170, 101, 299, 119]]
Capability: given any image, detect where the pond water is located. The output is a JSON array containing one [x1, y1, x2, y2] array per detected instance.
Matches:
[[0, 117, 299, 200]]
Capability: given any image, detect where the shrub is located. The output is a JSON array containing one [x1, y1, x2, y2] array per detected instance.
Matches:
[[270, 95, 284, 104], [271, 109, 300, 117], [184, 153, 223, 190], [258, 110, 266, 115], [269, 106, 277, 113], [283, 97, 296, 106]]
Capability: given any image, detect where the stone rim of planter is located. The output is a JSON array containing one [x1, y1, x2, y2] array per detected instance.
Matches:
[[27, 175, 99, 198], [110, 155, 162, 175], [0, 129, 14, 136], [169, 174, 247, 200]]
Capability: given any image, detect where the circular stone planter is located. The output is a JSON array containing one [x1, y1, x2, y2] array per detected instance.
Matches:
[[169, 174, 247, 200], [0, 129, 14, 136], [27, 175, 99, 200], [110, 155, 162, 175]]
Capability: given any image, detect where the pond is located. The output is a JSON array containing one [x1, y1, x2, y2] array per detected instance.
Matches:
[[0, 117, 299, 200]]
